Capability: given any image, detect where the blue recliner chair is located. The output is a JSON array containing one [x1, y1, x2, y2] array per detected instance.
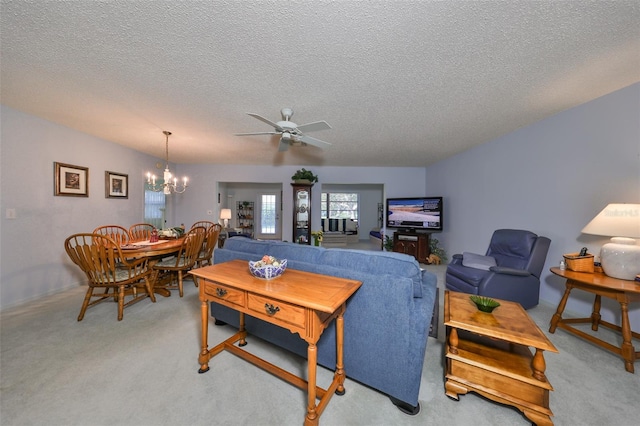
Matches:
[[445, 229, 551, 309]]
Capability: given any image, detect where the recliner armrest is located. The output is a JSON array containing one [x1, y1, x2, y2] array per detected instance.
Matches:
[[489, 266, 530, 276], [451, 253, 463, 265]]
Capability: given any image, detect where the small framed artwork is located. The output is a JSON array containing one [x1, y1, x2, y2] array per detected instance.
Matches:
[[54, 162, 89, 197], [105, 171, 128, 199]]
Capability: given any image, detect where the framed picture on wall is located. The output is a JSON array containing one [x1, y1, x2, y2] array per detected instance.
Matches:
[[105, 171, 128, 199], [54, 162, 89, 197]]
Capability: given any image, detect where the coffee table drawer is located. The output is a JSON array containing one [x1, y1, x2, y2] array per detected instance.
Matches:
[[204, 282, 245, 308], [247, 293, 305, 331]]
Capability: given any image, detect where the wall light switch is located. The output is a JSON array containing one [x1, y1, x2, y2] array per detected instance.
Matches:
[[6, 208, 16, 219]]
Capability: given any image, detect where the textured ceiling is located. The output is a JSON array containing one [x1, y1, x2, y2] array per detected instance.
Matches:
[[1, 1, 639, 167]]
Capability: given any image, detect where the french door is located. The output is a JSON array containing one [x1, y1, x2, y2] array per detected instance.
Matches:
[[255, 192, 281, 240]]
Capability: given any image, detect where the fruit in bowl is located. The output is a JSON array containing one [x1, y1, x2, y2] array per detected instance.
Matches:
[[248, 255, 287, 280]]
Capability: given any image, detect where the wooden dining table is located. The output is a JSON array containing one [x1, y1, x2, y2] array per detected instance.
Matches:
[[120, 237, 186, 297]]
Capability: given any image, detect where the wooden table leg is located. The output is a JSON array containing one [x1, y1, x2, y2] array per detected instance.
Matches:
[[305, 343, 318, 426], [238, 312, 247, 347], [146, 259, 172, 297], [531, 348, 547, 381], [334, 311, 346, 395], [550, 282, 573, 333], [448, 327, 459, 355], [591, 295, 602, 331], [198, 300, 210, 373], [620, 300, 636, 373]]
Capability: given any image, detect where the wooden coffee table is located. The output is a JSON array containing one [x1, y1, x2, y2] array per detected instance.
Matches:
[[444, 290, 558, 426]]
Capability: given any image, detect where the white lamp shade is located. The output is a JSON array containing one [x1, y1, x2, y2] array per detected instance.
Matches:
[[220, 209, 232, 220], [582, 204, 640, 280], [581, 204, 640, 238]]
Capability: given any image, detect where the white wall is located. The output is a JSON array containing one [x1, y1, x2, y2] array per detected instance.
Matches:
[[424, 83, 640, 329], [175, 164, 425, 243], [0, 108, 426, 309], [3, 83, 637, 320], [0, 106, 167, 309]]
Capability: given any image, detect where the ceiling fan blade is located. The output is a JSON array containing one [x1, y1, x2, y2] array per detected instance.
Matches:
[[296, 120, 332, 133], [278, 138, 290, 152], [298, 134, 331, 149], [235, 131, 279, 136], [247, 113, 284, 132]]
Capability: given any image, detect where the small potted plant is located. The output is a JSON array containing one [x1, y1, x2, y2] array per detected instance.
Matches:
[[311, 230, 323, 246], [428, 237, 448, 264], [291, 168, 318, 184], [383, 235, 394, 251]]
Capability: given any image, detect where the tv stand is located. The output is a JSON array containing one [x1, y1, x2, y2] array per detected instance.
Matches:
[[392, 231, 430, 263]]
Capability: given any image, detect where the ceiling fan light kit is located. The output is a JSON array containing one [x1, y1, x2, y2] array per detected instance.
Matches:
[[235, 107, 332, 152]]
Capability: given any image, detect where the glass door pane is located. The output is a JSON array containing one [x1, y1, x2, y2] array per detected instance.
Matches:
[[257, 193, 280, 239]]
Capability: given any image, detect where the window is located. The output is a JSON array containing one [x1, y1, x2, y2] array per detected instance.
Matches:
[[321, 192, 358, 220], [144, 184, 166, 229]]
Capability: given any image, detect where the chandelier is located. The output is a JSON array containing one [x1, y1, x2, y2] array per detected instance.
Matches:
[[146, 131, 188, 194]]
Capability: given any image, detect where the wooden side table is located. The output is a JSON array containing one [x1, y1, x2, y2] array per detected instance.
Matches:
[[444, 290, 558, 426], [190, 260, 361, 426], [549, 267, 640, 373]]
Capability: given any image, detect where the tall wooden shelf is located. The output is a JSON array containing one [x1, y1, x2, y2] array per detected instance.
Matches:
[[236, 201, 254, 236], [292, 183, 313, 244]]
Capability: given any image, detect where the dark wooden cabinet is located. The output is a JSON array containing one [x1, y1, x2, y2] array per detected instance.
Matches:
[[292, 183, 313, 244], [392, 231, 430, 263]]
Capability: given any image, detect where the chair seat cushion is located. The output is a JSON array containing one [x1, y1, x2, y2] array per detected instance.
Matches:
[[102, 267, 146, 283], [155, 256, 188, 268], [462, 252, 496, 271], [446, 263, 488, 287]]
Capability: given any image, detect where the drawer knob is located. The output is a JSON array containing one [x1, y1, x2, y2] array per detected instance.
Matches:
[[264, 303, 280, 316], [215, 288, 227, 297]]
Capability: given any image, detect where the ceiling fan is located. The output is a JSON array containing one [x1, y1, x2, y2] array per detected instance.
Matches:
[[235, 107, 332, 152]]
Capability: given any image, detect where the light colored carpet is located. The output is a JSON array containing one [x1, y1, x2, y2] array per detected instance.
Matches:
[[1, 262, 639, 425]]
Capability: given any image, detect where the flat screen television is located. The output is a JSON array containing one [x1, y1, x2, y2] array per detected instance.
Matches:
[[386, 197, 443, 232]]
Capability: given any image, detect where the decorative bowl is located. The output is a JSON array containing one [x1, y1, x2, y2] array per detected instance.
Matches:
[[248, 256, 287, 280], [470, 295, 500, 313]]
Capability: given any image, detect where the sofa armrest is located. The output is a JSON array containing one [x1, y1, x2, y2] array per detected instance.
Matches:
[[489, 266, 530, 276]]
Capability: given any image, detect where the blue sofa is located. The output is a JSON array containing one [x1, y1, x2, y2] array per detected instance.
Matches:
[[212, 237, 438, 414]]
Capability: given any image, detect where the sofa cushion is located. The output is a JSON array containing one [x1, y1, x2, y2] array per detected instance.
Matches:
[[345, 219, 358, 232], [321, 218, 358, 234], [485, 229, 537, 269], [462, 252, 497, 271], [319, 249, 423, 297]]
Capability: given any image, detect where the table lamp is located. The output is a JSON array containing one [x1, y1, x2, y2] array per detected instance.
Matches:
[[581, 203, 640, 280], [220, 208, 232, 228]]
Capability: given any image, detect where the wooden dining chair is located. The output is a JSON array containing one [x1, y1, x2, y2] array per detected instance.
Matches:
[[191, 220, 216, 231], [64, 233, 156, 321], [129, 223, 155, 242], [93, 225, 130, 246], [196, 223, 222, 268], [152, 226, 206, 297]]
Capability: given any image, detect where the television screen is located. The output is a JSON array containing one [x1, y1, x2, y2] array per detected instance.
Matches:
[[386, 197, 443, 231]]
